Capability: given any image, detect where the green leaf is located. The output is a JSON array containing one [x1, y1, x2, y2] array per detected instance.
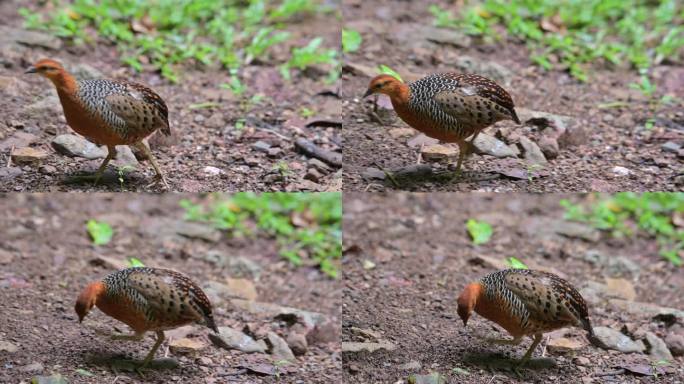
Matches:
[[128, 257, 145, 268], [377, 64, 403, 82], [507, 257, 529, 269], [466, 219, 492, 245], [342, 29, 362, 53], [86, 220, 113, 245]]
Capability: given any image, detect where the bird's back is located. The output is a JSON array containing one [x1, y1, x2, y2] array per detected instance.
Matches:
[[477, 269, 591, 337], [98, 268, 217, 333]]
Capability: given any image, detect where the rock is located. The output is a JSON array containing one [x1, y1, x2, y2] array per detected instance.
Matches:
[[267, 332, 296, 362], [204, 279, 257, 303], [538, 136, 560, 160], [11, 147, 48, 166], [0, 340, 18, 353], [39, 164, 58, 175], [29, 374, 67, 384], [112, 145, 139, 168], [664, 334, 684, 356], [0, 26, 62, 50], [205, 113, 225, 129], [389, 128, 415, 139], [0, 167, 23, 179], [69, 63, 103, 80], [307, 319, 339, 344], [547, 337, 584, 354], [421, 144, 458, 161], [225, 256, 262, 278], [519, 136, 548, 165], [308, 158, 331, 173], [286, 332, 308, 356], [582, 250, 641, 277], [608, 299, 684, 321], [472, 133, 517, 158], [408, 372, 447, 384], [592, 326, 645, 353], [0, 131, 39, 152], [19, 362, 44, 373], [194, 114, 205, 123], [230, 299, 328, 329], [454, 55, 512, 85], [304, 168, 323, 182], [645, 332, 673, 361], [399, 360, 422, 370], [24, 95, 63, 118], [407, 134, 439, 148], [169, 338, 206, 355], [573, 356, 591, 366], [252, 141, 271, 153], [267, 148, 281, 157], [341, 341, 396, 353], [0, 249, 13, 265], [173, 222, 221, 242], [611, 166, 631, 177], [604, 277, 636, 301], [52, 134, 106, 159], [202, 166, 223, 177], [361, 167, 386, 180], [209, 327, 266, 353], [661, 141, 681, 154]]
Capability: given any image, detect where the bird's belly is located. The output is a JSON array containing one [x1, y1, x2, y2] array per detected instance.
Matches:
[[474, 296, 526, 337], [393, 104, 463, 143], [96, 295, 151, 333], [62, 107, 129, 146]]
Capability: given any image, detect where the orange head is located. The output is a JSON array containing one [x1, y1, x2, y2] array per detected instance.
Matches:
[[456, 282, 483, 327], [25, 58, 76, 91], [363, 74, 407, 99], [74, 281, 105, 323]]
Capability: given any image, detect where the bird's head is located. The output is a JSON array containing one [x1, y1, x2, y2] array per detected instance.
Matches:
[[25, 59, 66, 81], [456, 282, 482, 327], [74, 282, 105, 323], [363, 74, 405, 99]]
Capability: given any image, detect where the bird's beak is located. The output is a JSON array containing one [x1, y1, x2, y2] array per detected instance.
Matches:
[[362, 88, 373, 98], [24, 66, 37, 74]]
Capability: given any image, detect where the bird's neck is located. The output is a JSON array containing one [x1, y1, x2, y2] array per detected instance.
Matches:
[[49, 71, 78, 95], [388, 83, 410, 106], [80, 281, 106, 304]]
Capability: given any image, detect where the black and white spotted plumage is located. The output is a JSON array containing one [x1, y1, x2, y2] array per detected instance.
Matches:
[[406, 73, 519, 139]]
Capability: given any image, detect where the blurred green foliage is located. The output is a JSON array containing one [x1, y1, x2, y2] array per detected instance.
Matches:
[[466, 218, 493, 245], [561, 193, 684, 266], [507, 256, 528, 269], [377, 64, 403, 82], [180, 193, 342, 278], [342, 28, 362, 53], [430, 0, 684, 82], [20, 0, 338, 85], [86, 219, 113, 245]]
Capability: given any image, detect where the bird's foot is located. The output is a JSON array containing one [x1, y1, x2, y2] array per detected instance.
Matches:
[[372, 162, 400, 188], [147, 173, 170, 189]]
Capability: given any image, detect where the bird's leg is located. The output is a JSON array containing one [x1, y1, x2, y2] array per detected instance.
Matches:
[[67, 145, 116, 185], [138, 330, 165, 371], [132, 141, 169, 189], [450, 141, 468, 181], [518, 333, 543, 367]]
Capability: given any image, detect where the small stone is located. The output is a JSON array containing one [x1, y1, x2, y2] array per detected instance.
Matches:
[[169, 338, 206, 355], [547, 337, 584, 354], [604, 277, 636, 301], [398, 360, 422, 370], [304, 168, 323, 183], [573, 356, 591, 366], [664, 334, 684, 356], [202, 166, 223, 177], [646, 332, 673, 361], [472, 133, 518, 158], [19, 362, 44, 373], [286, 332, 308, 356], [0, 340, 18, 353], [267, 147, 282, 157], [592, 326, 645, 353], [341, 341, 396, 353], [611, 166, 631, 176], [39, 164, 57, 175], [308, 158, 331, 173], [407, 134, 439, 148], [389, 128, 415, 139], [174, 222, 221, 242], [205, 113, 225, 129], [11, 147, 48, 166], [538, 136, 560, 160], [519, 136, 548, 165], [421, 144, 458, 161], [361, 167, 386, 180], [51, 134, 106, 159], [112, 145, 138, 168], [0, 167, 22, 179], [267, 332, 296, 362], [194, 114, 205, 123], [244, 156, 261, 166], [661, 141, 681, 154], [252, 140, 271, 153], [29, 374, 67, 384], [209, 327, 266, 353]]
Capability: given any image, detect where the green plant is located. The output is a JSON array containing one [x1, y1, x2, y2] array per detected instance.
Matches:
[[342, 28, 362, 53], [86, 219, 113, 245], [280, 37, 338, 81], [507, 257, 529, 269], [180, 193, 342, 277], [117, 165, 135, 190], [432, 1, 684, 82], [377, 64, 403, 82], [560, 193, 684, 266], [466, 219, 493, 245], [128, 257, 145, 267], [20, 0, 332, 84]]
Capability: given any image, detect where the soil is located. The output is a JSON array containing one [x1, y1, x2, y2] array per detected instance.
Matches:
[[0, 0, 342, 192], [342, 193, 684, 383], [0, 194, 341, 383], [341, 0, 684, 192]]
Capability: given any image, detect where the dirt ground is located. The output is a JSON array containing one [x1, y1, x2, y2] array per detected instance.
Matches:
[[0, 0, 342, 192], [0, 194, 341, 383], [341, 0, 684, 192], [342, 193, 684, 383]]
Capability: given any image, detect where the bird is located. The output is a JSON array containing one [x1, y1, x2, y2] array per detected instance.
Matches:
[[25, 58, 170, 188], [363, 72, 520, 178], [75, 267, 218, 370], [456, 269, 593, 366]]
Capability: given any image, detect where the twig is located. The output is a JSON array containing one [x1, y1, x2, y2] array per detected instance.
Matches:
[[295, 138, 342, 168], [373, 161, 399, 188], [7, 145, 14, 167], [541, 335, 550, 357]]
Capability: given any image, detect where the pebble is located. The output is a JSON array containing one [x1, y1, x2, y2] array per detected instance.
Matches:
[[573, 356, 591, 366], [286, 332, 308, 356], [11, 147, 48, 166], [0, 340, 18, 353], [194, 114, 205, 123], [592, 326, 645, 353], [308, 158, 331, 173], [252, 140, 271, 153], [341, 341, 396, 353], [304, 168, 323, 182], [472, 133, 517, 158], [169, 338, 206, 354], [209, 327, 265, 353], [267, 332, 296, 362], [51, 134, 106, 159], [664, 334, 684, 356], [202, 166, 223, 177], [646, 332, 673, 361], [519, 136, 548, 165], [661, 141, 681, 154], [421, 144, 458, 161], [611, 166, 631, 176], [39, 164, 57, 175], [398, 360, 422, 370], [19, 362, 44, 373], [388, 127, 415, 139]]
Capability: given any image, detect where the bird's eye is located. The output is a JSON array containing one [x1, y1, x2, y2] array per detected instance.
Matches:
[[374, 83, 383, 89]]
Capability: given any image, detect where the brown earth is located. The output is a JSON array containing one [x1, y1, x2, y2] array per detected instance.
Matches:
[[342, 0, 684, 192], [342, 193, 684, 383], [0, 193, 341, 383], [0, 0, 342, 192]]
